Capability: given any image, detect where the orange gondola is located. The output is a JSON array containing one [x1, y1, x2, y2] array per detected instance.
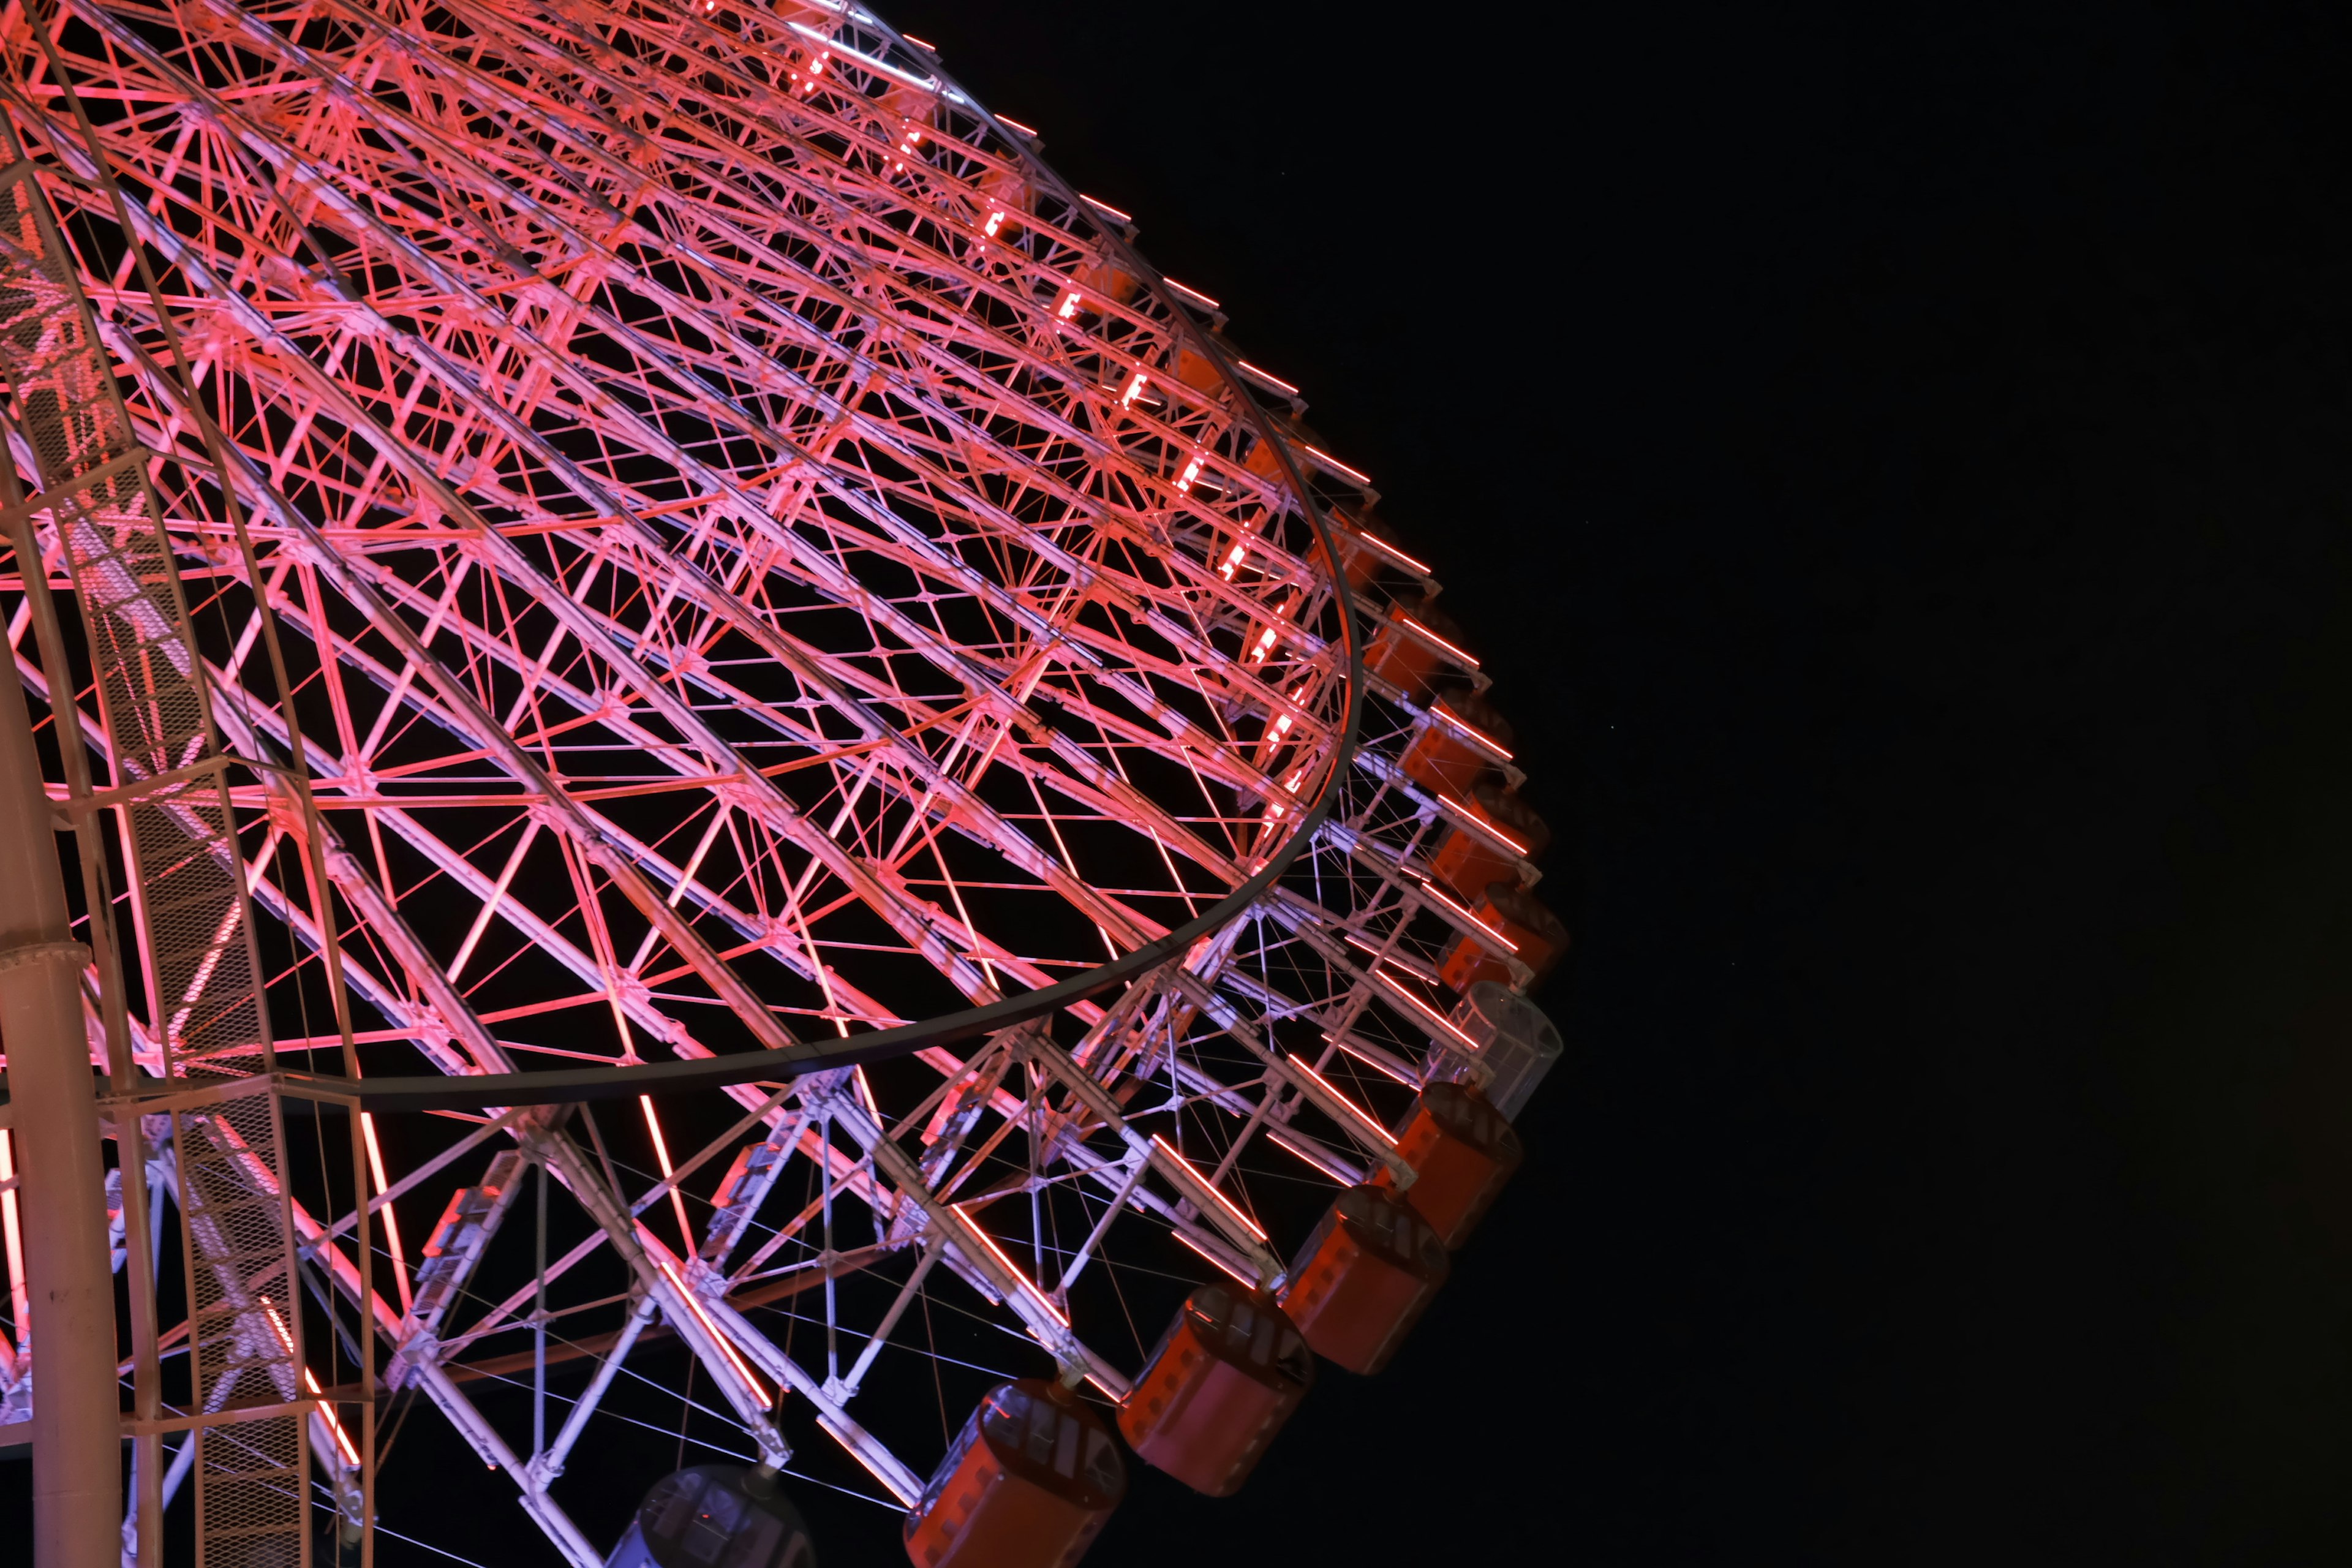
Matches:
[[1428, 780, 1551, 902], [1398, 692, 1513, 797], [1278, 1185, 1450, 1375], [1120, 1284, 1313, 1496], [1362, 600, 1477, 701], [1437, 881, 1569, 994], [1374, 1083, 1525, 1248], [903, 1381, 1125, 1568]]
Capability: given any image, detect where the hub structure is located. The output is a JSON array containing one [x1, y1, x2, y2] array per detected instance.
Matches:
[[0, 2, 1569, 1564]]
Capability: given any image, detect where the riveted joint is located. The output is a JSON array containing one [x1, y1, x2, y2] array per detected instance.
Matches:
[[0, 938, 89, 975]]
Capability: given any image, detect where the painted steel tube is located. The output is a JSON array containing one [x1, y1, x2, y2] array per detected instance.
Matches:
[[0, 673, 118, 1568]]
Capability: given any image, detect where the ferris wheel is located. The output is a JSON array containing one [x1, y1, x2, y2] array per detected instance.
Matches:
[[0, 2, 1570, 1565]]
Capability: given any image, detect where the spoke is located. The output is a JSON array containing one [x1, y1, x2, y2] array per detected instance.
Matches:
[[0, 0, 1569, 1558]]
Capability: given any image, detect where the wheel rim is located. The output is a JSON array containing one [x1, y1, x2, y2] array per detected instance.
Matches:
[[0, 2, 1557, 1560]]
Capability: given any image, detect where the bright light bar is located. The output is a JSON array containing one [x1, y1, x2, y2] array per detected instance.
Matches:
[[0, 1131, 27, 1353], [361, 1111, 415, 1315], [655, 1257, 773, 1404], [1350, 528, 1431, 575], [1282, 680, 1311, 726], [1341, 925, 1441, 988], [900, 32, 936, 49], [1431, 706, 1513, 761], [257, 1296, 297, 1354], [996, 114, 1038, 136], [1417, 881, 1520, 952], [1264, 1124, 1362, 1183], [1300, 443, 1373, 486], [1436, 792, 1531, 856], [314, 1389, 362, 1466], [1374, 964, 1483, 1053], [641, 1096, 696, 1256], [1234, 358, 1300, 395], [783, 22, 940, 93], [1079, 193, 1133, 222], [955, 1212, 1071, 1325], [1171, 1225, 1262, 1290], [1281, 1055, 1398, 1148], [1329, 1029, 1425, 1087], [1148, 1134, 1268, 1242], [1164, 278, 1221, 308], [257, 1296, 363, 1466], [1264, 765, 1308, 819], [1397, 613, 1482, 670]]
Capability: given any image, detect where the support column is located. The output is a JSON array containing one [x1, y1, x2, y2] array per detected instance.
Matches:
[[0, 672, 118, 1568]]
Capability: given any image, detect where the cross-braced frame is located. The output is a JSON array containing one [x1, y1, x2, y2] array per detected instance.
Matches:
[[0, 0, 1557, 1561]]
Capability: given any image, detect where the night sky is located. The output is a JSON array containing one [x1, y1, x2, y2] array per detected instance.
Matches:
[[867, 1, 2352, 1561], [15, 1, 2352, 1561]]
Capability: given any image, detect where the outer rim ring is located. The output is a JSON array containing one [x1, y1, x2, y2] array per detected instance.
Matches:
[[0, 15, 1373, 1117], [268, 489, 1363, 1112]]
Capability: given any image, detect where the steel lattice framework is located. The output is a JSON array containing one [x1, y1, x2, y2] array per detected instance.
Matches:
[[0, 1, 1559, 1562]]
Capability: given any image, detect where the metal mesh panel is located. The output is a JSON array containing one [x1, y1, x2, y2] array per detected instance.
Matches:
[[0, 162, 306, 1568], [0, 171, 267, 1077], [196, 1412, 304, 1568], [183, 1088, 304, 1568], [175, 1093, 301, 1411]]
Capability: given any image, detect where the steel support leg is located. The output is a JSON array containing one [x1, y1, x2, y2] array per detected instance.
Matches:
[[0, 670, 118, 1568]]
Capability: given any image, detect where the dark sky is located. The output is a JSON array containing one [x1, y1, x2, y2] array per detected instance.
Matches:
[[15, 2, 2352, 1563], [865, 0, 2352, 1562]]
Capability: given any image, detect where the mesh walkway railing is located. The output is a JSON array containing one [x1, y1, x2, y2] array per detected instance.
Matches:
[[0, 149, 306, 1568]]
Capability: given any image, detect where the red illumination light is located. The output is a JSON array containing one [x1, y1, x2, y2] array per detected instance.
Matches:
[[1376, 967, 1484, 1053], [0, 1132, 26, 1354], [1351, 529, 1431, 575], [1150, 1135, 1269, 1242], [655, 1257, 772, 1405], [1301, 443, 1373, 486], [1419, 883, 1520, 953], [1398, 614, 1482, 670], [258, 1296, 363, 1466], [362, 1110, 415, 1314], [957, 1212, 1071, 1325], [1172, 1227, 1262, 1290], [1234, 358, 1300, 395], [1284, 1055, 1400, 1149], [1439, 793, 1531, 856], [1431, 707, 1513, 761], [0, 0, 1570, 1544]]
